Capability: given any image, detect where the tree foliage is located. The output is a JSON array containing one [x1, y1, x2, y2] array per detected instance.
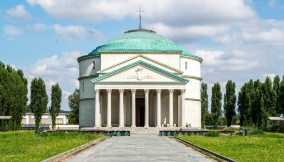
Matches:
[[50, 83, 62, 129], [211, 83, 222, 129], [201, 82, 208, 128], [30, 78, 48, 134], [279, 79, 284, 115], [273, 75, 281, 114], [224, 80, 236, 127], [237, 76, 283, 130], [68, 89, 79, 124], [0, 61, 28, 130], [263, 77, 277, 117]]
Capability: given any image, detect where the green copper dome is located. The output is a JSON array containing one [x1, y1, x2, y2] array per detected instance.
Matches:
[[89, 29, 201, 59]]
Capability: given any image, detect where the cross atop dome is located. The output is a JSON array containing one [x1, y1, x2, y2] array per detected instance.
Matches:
[[137, 7, 144, 29]]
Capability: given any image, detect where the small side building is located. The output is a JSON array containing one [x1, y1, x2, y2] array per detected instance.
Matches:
[[22, 113, 69, 125]]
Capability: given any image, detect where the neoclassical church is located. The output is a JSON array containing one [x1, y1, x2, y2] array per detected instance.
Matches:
[[77, 28, 202, 129]]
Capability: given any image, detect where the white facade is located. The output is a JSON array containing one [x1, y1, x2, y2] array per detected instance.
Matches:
[[22, 113, 68, 125], [78, 29, 202, 129]]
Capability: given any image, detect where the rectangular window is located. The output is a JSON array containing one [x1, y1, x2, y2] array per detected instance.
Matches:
[[185, 62, 188, 70], [82, 82, 85, 92]]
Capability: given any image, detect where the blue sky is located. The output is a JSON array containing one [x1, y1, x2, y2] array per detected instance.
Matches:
[[1, 0, 284, 110]]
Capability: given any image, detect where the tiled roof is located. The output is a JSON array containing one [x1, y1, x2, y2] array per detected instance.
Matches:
[[88, 29, 202, 60]]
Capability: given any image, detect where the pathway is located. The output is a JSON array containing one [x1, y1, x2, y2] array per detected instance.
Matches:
[[66, 134, 213, 162]]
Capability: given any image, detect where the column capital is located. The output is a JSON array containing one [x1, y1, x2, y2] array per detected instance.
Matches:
[[107, 89, 112, 93], [168, 89, 174, 93], [119, 89, 124, 93], [131, 89, 136, 94], [144, 89, 149, 94], [156, 89, 162, 94], [180, 89, 186, 94], [95, 89, 100, 93]]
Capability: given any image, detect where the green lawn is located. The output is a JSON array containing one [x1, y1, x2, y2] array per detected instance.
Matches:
[[178, 133, 284, 162], [0, 131, 103, 162]]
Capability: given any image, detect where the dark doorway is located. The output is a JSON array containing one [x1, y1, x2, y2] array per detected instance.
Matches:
[[136, 98, 145, 127]]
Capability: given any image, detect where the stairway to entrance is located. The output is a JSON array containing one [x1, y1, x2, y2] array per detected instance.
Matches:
[[130, 127, 160, 135]]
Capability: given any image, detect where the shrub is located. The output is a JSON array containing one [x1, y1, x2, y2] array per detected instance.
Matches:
[[206, 131, 220, 137], [250, 129, 264, 135]]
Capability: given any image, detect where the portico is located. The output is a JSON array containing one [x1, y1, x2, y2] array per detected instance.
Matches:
[[94, 88, 186, 128]]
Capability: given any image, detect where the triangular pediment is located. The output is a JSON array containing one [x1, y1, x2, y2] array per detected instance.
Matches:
[[92, 61, 188, 83], [98, 55, 182, 74]]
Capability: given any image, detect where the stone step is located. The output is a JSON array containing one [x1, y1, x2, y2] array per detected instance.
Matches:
[[130, 128, 160, 135]]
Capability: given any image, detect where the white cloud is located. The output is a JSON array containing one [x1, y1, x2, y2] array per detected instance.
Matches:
[[26, 51, 83, 110], [26, 0, 255, 24], [6, 4, 31, 20], [33, 23, 48, 31], [25, 0, 256, 42], [3, 25, 23, 36], [150, 23, 229, 41], [263, 73, 277, 80], [194, 49, 259, 72], [52, 24, 101, 40]]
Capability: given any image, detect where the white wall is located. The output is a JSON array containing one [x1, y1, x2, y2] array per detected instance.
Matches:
[[102, 55, 179, 74], [80, 78, 95, 99], [79, 100, 95, 127], [79, 56, 100, 77], [185, 100, 201, 128], [186, 79, 201, 100], [100, 53, 180, 70], [180, 57, 201, 77]]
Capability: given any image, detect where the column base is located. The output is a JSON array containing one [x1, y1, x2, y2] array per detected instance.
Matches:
[[144, 125, 149, 128], [119, 126, 125, 128], [131, 125, 136, 128]]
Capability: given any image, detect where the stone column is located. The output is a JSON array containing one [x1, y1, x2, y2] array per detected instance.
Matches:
[[26, 115, 29, 124], [119, 89, 124, 127], [181, 89, 186, 127], [156, 89, 161, 127], [95, 89, 100, 127], [169, 89, 174, 127], [107, 89, 112, 127], [144, 89, 149, 128], [131, 89, 136, 127]]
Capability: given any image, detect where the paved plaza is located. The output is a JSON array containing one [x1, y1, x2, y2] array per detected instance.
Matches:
[[66, 134, 213, 162]]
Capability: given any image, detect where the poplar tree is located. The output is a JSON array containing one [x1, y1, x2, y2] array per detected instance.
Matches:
[[238, 83, 252, 126], [262, 77, 277, 128], [211, 83, 222, 129], [251, 80, 262, 127], [30, 78, 48, 134], [68, 89, 80, 124], [50, 83, 62, 129], [273, 75, 281, 114], [224, 80, 236, 127], [257, 95, 266, 129], [201, 83, 208, 128], [0, 62, 27, 130], [279, 79, 284, 115]]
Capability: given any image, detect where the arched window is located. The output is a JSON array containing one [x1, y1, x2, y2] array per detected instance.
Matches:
[[185, 61, 188, 70]]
